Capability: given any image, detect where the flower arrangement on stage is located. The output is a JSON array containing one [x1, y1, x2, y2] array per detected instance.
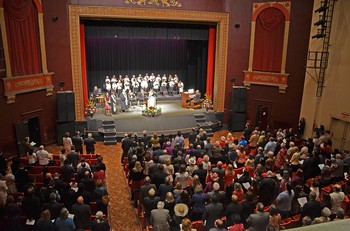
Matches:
[[142, 106, 162, 117], [85, 96, 98, 117], [203, 93, 214, 111]]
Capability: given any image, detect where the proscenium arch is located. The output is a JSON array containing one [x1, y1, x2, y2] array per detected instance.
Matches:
[[69, 5, 229, 120]]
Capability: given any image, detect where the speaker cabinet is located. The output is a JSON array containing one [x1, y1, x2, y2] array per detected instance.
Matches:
[[57, 92, 75, 123], [75, 121, 87, 135], [232, 86, 247, 113], [56, 121, 75, 145], [230, 112, 246, 132]]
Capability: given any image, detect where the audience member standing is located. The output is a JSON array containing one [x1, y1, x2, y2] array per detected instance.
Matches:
[[63, 132, 73, 153], [84, 133, 96, 154], [36, 145, 51, 166], [67, 145, 80, 170], [72, 196, 92, 231], [72, 131, 84, 154]]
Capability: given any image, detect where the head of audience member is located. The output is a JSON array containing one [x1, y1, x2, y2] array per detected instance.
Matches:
[[302, 216, 312, 226], [40, 209, 51, 221], [336, 208, 345, 219], [214, 219, 224, 229], [148, 188, 156, 198], [256, 202, 264, 213], [333, 184, 342, 192], [60, 207, 69, 220], [165, 192, 174, 203], [181, 218, 193, 231], [77, 196, 84, 204], [231, 194, 239, 204]]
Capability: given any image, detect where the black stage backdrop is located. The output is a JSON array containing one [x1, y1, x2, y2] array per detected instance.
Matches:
[[84, 20, 209, 95]]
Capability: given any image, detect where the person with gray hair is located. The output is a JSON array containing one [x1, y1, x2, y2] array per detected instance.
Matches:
[[91, 211, 110, 231], [84, 133, 96, 154], [55, 207, 75, 231], [150, 201, 170, 231], [301, 191, 321, 220], [246, 202, 269, 231]]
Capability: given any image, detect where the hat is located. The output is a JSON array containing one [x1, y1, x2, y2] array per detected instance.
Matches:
[[189, 158, 196, 165], [174, 203, 189, 217], [211, 173, 219, 181]]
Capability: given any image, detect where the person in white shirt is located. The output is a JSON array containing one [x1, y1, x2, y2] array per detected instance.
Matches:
[[178, 80, 184, 94], [36, 145, 51, 166], [156, 74, 162, 83], [111, 75, 117, 92], [168, 79, 175, 96], [132, 80, 139, 94], [137, 74, 143, 84], [27, 151, 37, 165], [141, 78, 148, 91], [160, 80, 167, 96], [116, 79, 123, 97], [105, 76, 111, 92], [153, 80, 160, 93]]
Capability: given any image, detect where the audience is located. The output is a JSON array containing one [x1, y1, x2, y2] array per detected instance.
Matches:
[[1, 126, 350, 231]]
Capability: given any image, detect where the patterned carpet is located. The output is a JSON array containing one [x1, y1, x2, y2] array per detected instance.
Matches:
[[47, 130, 242, 231]]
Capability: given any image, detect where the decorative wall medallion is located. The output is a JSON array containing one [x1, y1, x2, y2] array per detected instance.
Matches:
[[125, 0, 182, 8]]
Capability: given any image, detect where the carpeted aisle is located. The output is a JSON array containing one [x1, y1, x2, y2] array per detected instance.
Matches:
[[47, 142, 141, 231]]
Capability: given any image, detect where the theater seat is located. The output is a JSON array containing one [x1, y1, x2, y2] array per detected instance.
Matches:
[[192, 220, 204, 231]]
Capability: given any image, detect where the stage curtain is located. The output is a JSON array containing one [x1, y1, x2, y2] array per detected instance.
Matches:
[[252, 7, 285, 73], [206, 27, 216, 101], [80, 23, 89, 110], [4, 0, 42, 76], [85, 37, 207, 95]]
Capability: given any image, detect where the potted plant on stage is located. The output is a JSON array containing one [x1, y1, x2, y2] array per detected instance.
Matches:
[[203, 94, 213, 111], [142, 106, 162, 117], [85, 96, 98, 118]]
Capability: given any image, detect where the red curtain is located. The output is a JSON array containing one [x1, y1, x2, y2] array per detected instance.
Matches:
[[80, 23, 89, 110], [206, 27, 216, 100], [253, 7, 285, 73], [4, 0, 42, 76]]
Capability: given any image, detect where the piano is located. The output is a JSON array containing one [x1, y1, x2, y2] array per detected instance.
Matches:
[[181, 92, 195, 108]]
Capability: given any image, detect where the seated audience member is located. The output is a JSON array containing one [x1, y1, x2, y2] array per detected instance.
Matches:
[[91, 211, 110, 231], [246, 202, 270, 231]]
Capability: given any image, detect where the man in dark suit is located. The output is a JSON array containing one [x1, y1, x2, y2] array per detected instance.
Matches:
[[158, 176, 174, 201], [151, 164, 167, 190], [225, 194, 243, 226], [42, 192, 64, 220], [143, 188, 160, 224], [60, 159, 75, 182], [246, 202, 270, 231], [258, 171, 277, 206], [188, 128, 197, 145], [72, 131, 84, 154], [202, 196, 223, 231], [67, 145, 80, 170], [72, 196, 92, 231], [140, 177, 157, 206], [84, 133, 96, 154], [301, 191, 322, 220]]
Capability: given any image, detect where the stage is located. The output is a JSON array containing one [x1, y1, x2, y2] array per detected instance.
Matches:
[[82, 98, 223, 142]]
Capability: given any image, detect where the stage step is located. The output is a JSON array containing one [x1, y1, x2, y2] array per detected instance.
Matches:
[[194, 113, 215, 137], [194, 113, 205, 119], [102, 121, 117, 145]]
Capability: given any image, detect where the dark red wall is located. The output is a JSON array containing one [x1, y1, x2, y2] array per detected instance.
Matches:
[[0, 0, 314, 157]]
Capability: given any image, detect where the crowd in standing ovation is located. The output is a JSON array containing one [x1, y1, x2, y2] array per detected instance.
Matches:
[[122, 124, 350, 231]]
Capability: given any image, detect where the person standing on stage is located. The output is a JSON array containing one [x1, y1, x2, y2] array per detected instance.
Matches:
[[168, 78, 175, 96], [72, 131, 84, 154], [111, 75, 117, 92], [105, 76, 111, 93], [137, 74, 143, 85], [173, 74, 179, 94], [120, 89, 129, 112], [141, 77, 148, 92], [153, 79, 160, 95], [162, 74, 167, 82], [150, 73, 156, 83], [178, 80, 184, 94], [116, 79, 123, 98], [156, 74, 162, 83], [124, 75, 131, 92], [160, 80, 167, 96], [110, 91, 118, 114], [131, 75, 137, 85], [132, 80, 139, 94], [84, 133, 96, 154]]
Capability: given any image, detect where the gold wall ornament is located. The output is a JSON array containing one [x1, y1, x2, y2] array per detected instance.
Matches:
[[69, 5, 229, 120], [125, 0, 182, 8]]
